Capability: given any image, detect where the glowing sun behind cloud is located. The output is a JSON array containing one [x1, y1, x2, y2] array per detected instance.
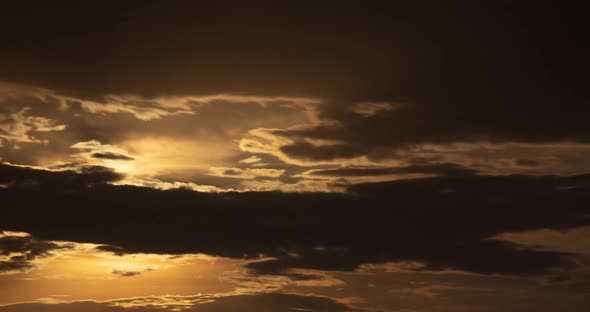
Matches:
[[0, 233, 244, 305]]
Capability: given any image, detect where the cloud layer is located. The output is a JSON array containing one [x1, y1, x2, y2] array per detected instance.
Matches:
[[1, 163, 588, 278]]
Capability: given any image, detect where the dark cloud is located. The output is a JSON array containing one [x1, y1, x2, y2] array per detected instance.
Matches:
[[276, 89, 590, 161], [111, 269, 143, 277], [287, 269, 590, 312], [0, 234, 68, 273], [0, 164, 123, 189], [307, 163, 477, 177], [515, 159, 543, 167], [280, 142, 364, 161], [95, 245, 126, 256], [221, 169, 242, 176], [1, 164, 589, 277], [91, 152, 135, 161]]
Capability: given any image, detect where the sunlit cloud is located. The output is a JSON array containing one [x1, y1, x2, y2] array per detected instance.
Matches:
[[54, 93, 320, 121], [208, 167, 285, 180], [115, 176, 229, 193], [238, 156, 262, 164], [2, 82, 525, 193], [349, 101, 400, 117], [238, 128, 389, 168], [0, 108, 65, 144], [490, 226, 590, 256], [69, 140, 137, 173]]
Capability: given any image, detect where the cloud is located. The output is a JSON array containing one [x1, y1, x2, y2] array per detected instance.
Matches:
[[111, 269, 144, 277], [349, 101, 398, 117], [0, 163, 123, 190], [0, 293, 358, 312], [491, 226, 590, 256], [116, 176, 228, 193], [70, 140, 136, 165], [1, 163, 589, 277], [274, 90, 590, 163], [0, 4, 588, 310], [0, 84, 330, 191], [303, 163, 477, 177], [0, 108, 65, 144], [4, 82, 590, 193], [239, 156, 262, 164], [55, 93, 318, 121], [280, 141, 364, 162], [208, 167, 285, 180], [0, 232, 69, 274], [66, 95, 197, 121], [189, 293, 357, 312], [95, 245, 126, 256], [514, 159, 542, 167], [91, 152, 135, 161], [2, 3, 586, 159], [0, 3, 589, 311], [238, 128, 377, 168], [1, 4, 588, 180]]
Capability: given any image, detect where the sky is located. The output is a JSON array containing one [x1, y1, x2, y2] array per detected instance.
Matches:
[[0, 1, 589, 311]]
